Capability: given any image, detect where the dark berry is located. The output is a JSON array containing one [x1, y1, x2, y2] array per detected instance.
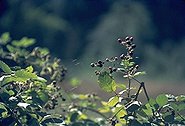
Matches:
[[98, 60, 102, 64], [105, 58, 109, 62], [129, 36, 133, 42], [125, 36, 130, 41], [90, 63, 95, 67], [113, 67, 117, 72], [97, 63, 103, 67], [135, 64, 139, 69], [52, 81, 57, 85], [128, 51, 133, 56], [126, 40, 131, 46], [117, 38, 122, 43], [62, 98, 66, 101], [114, 57, 118, 60], [95, 70, 100, 75], [108, 66, 112, 70]]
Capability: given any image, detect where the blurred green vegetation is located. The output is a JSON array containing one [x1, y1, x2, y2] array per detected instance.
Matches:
[[0, 0, 185, 82]]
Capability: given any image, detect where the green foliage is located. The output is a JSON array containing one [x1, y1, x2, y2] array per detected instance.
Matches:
[[91, 36, 185, 125], [0, 33, 185, 126], [0, 33, 67, 125], [98, 71, 116, 92]]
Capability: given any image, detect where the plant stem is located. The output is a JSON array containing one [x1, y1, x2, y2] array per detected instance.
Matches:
[[127, 78, 131, 97]]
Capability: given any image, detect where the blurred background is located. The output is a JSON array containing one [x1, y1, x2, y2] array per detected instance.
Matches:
[[0, 0, 185, 97]]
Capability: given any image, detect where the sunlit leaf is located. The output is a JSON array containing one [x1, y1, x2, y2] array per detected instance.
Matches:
[[98, 107, 110, 113], [107, 96, 119, 107], [156, 94, 168, 107], [26, 66, 33, 73], [0, 32, 11, 44], [12, 37, 35, 48], [15, 69, 37, 81]]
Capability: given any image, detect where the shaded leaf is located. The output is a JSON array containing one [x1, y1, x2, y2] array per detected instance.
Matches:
[[0, 60, 12, 74], [126, 101, 141, 113], [98, 71, 115, 92]]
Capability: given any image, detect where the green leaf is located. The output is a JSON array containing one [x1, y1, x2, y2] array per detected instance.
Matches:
[[6, 45, 17, 53], [156, 94, 168, 107], [38, 91, 49, 103], [0, 32, 11, 44], [107, 96, 119, 107], [113, 106, 127, 125], [178, 103, 185, 111], [142, 103, 153, 116], [15, 69, 37, 81], [12, 37, 35, 48], [98, 71, 115, 92], [0, 60, 12, 74], [26, 66, 34, 73]]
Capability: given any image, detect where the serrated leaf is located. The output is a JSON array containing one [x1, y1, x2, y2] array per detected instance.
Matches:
[[98, 71, 115, 92], [15, 69, 37, 81], [26, 66, 33, 73], [107, 96, 119, 107], [0, 60, 12, 74], [156, 94, 168, 107]]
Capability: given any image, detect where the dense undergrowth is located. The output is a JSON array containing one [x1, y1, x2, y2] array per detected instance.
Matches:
[[0, 33, 184, 126]]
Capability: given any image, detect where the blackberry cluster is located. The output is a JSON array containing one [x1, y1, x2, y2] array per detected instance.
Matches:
[[90, 36, 138, 76]]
